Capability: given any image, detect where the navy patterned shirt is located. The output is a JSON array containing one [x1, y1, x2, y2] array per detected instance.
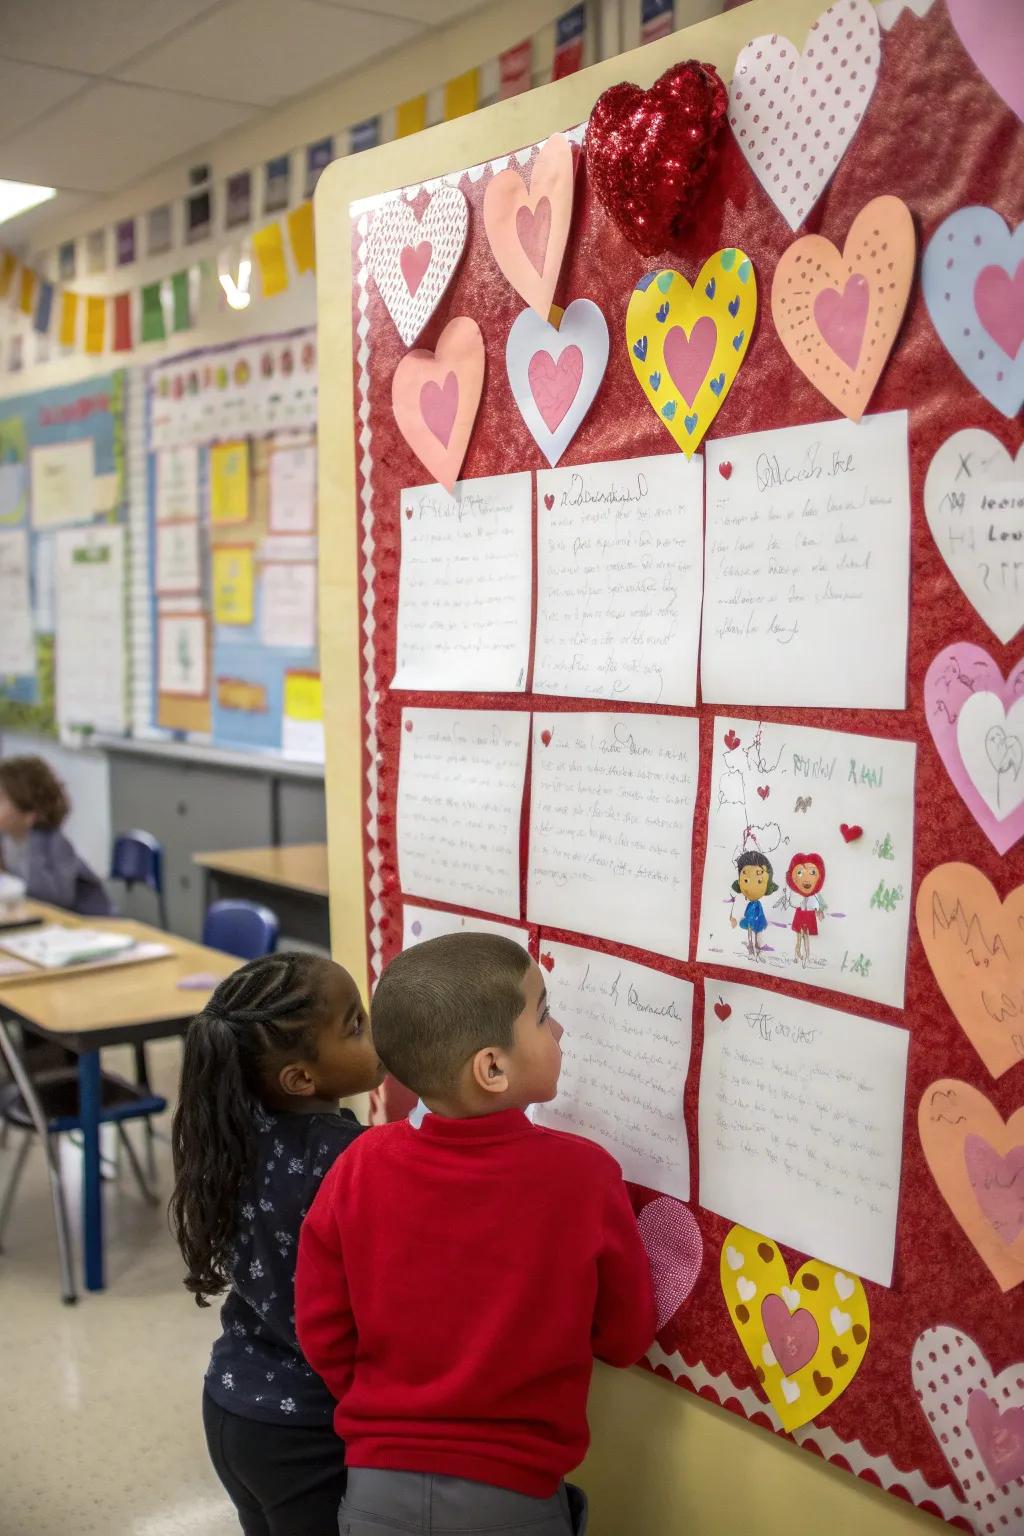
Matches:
[[204, 1104, 363, 1425]]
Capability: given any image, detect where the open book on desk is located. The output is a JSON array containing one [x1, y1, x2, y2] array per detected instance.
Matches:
[[0, 925, 169, 973]]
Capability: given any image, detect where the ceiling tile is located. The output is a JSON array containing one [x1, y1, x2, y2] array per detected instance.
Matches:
[[0, 57, 91, 142], [119, 0, 422, 106], [0, 0, 226, 75], [0, 82, 256, 194], [0, 190, 93, 248]]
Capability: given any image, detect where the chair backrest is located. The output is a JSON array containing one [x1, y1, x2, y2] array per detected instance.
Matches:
[[110, 831, 163, 892], [203, 899, 280, 961]]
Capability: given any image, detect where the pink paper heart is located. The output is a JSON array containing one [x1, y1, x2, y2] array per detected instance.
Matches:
[[947, 0, 1024, 125], [924, 643, 1024, 855], [975, 261, 1024, 359], [814, 273, 869, 370], [400, 240, 432, 296], [760, 1293, 819, 1375], [663, 317, 717, 405], [483, 132, 574, 319], [528, 346, 583, 431], [967, 1388, 1024, 1486], [391, 316, 485, 496], [637, 1196, 703, 1330], [965, 1134, 1024, 1244]]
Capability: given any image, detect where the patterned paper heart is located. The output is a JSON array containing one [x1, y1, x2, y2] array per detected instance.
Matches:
[[391, 316, 485, 495], [626, 252, 756, 457], [638, 1197, 704, 1330], [947, 0, 1024, 123], [719, 1224, 870, 1432], [922, 207, 1024, 419], [484, 133, 575, 320], [771, 196, 915, 421], [506, 298, 608, 466], [912, 1325, 1024, 1533], [728, 0, 881, 232], [925, 430, 1024, 646], [366, 186, 469, 347], [924, 644, 1024, 855], [917, 863, 1024, 1080], [918, 1079, 1024, 1292]]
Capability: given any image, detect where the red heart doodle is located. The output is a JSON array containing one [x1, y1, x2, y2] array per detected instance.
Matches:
[[714, 999, 732, 1021], [718, 461, 733, 480], [404, 720, 413, 733], [724, 729, 740, 751], [543, 493, 555, 511], [757, 785, 770, 800], [404, 506, 414, 520], [540, 729, 552, 747], [840, 823, 863, 843], [540, 952, 555, 972]]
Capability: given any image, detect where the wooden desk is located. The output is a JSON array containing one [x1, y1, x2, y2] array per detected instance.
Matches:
[[0, 902, 237, 1292], [194, 844, 331, 948]]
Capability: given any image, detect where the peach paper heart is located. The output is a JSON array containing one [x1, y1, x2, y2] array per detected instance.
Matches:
[[771, 195, 915, 420], [391, 316, 484, 496], [483, 132, 574, 319], [918, 1078, 1024, 1292]]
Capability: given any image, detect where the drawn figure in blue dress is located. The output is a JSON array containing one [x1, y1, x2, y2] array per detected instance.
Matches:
[[729, 852, 777, 960]]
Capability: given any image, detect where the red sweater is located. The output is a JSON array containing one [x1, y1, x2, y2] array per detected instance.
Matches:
[[295, 1107, 656, 1497]]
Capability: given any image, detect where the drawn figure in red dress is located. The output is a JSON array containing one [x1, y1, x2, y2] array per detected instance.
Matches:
[[786, 852, 826, 967]]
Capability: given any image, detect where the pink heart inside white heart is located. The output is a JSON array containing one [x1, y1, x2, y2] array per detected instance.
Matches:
[[975, 261, 1024, 359], [400, 241, 432, 296]]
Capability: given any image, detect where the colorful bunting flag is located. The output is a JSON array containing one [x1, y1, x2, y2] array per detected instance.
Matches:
[[253, 223, 288, 297], [34, 279, 54, 334], [113, 292, 133, 351], [140, 282, 165, 342], [444, 68, 478, 120], [288, 202, 315, 274], [171, 270, 191, 331], [552, 3, 586, 78], [396, 95, 427, 137], [18, 267, 36, 316], [499, 40, 532, 98], [85, 295, 106, 354], [349, 117, 380, 153], [59, 290, 78, 348]]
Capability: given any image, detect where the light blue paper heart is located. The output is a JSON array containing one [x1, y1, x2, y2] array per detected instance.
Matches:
[[656, 271, 674, 293], [684, 412, 699, 433], [720, 249, 737, 271], [922, 205, 1024, 418], [662, 400, 677, 421], [656, 302, 670, 322], [649, 370, 661, 391], [633, 335, 648, 362]]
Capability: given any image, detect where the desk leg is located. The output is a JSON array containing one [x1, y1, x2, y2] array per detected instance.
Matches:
[[78, 1050, 104, 1292]]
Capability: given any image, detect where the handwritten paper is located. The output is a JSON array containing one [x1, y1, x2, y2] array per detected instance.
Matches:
[[697, 717, 916, 1007], [212, 545, 254, 626], [158, 613, 208, 697], [30, 440, 96, 528], [155, 520, 201, 595], [528, 712, 698, 960], [402, 903, 529, 949], [155, 445, 199, 523], [924, 429, 1024, 645], [54, 524, 125, 733], [534, 941, 693, 1198], [698, 981, 909, 1286], [0, 531, 35, 675], [260, 562, 317, 649], [210, 441, 250, 525], [269, 438, 316, 534], [701, 412, 910, 708], [397, 707, 529, 919], [534, 454, 704, 706], [393, 474, 531, 692]]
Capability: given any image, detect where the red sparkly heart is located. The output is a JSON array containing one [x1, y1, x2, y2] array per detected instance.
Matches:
[[587, 60, 728, 256], [404, 506, 414, 520], [840, 823, 863, 842], [714, 999, 731, 1021], [540, 729, 552, 747], [718, 461, 733, 480], [543, 493, 555, 511], [724, 729, 740, 751], [540, 951, 555, 972], [757, 785, 769, 800]]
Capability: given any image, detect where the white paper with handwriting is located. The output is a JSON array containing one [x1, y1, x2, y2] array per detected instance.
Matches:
[[698, 981, 909, 1285], [696, 717, 916, 1007], [527, 712, 698, 960], [535, 941, 693, 1198], [393, 473, 532, 693], [402, 903, 529, 950], [701, 412, 910, 708], [534, 454, 704, 706], [397, 707, 529, 919]]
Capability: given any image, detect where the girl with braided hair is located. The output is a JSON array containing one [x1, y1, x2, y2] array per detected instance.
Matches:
[[170, 951, 384, 1536]]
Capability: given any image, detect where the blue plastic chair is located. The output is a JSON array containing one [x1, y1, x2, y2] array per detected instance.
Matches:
[[110, 831, 168, 929], [203, 899, 279, 961]]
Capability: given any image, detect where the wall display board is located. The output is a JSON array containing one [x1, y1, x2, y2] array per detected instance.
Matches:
[[0, 372, 127, 736], [323, 0, 1024, 1530], [146, 329, 321, 756]]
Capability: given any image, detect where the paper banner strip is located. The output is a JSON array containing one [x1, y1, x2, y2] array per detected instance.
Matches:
[[59, 291, 78, 348], [85, 295, 106, 355], [288, 202, 315, 273], [18, 267, 36, 317], [141, 282, 165, 343], [113, 292, 132, 352], [396, 94, 427, 138], [253, 222, 288, 298], [444, 68, 478, 120]]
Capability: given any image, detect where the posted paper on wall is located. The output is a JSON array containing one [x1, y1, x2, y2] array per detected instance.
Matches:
[[402, 903, 529, 950], [261, 562, 317, 650], [393, 474, 532, 693], [155, 519, 201, 595], [155, 445, 199, 523], [697, 717, 916, 1007], [698, 981, 909, 1285], [397, 707, 529, 919], [534, 454, 704, 706], [158, 613, 208, 697], [269, 439, 316, 534], [0, 530, 35, 676], [30, 440, 96, 529], [282, 670, 323, 761], [55, 524, 125, 732], [528, 712, 698, 961], [212, 545, 255, 626], [701, 412, 910, 708], [534, 941, 692, 1198]]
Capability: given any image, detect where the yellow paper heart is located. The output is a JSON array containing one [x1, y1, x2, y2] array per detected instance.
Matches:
[[626, 251, 757, 458], [720, 1224, 871, 1432]]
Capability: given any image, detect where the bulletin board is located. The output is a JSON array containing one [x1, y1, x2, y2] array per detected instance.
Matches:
[[318, 2, 1024, 1532], [145, 329, 323, 758], [0, 371, 127, 738]]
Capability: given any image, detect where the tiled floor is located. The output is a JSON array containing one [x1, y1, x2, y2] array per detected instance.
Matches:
[[0, 1040, 238, 1536]]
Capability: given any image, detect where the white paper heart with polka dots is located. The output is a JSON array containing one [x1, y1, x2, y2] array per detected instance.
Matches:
[[911, 1325, 1024, 1535], [728, 0, 882, 232]]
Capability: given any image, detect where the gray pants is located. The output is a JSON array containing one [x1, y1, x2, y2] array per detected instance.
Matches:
[[339, 1469, 588, 1536]]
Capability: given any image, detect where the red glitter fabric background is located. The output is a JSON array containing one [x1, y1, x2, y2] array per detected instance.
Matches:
[[349, 5, 1023, 1524]]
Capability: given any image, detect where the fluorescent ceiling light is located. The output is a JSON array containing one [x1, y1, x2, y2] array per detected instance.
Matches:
[[0, 179, 56, 226]]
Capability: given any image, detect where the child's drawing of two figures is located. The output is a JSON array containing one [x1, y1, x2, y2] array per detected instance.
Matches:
[[729, 851, 827, 965]]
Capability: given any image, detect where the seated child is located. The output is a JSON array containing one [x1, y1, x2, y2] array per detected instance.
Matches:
[[170, 952, 385, 1536], [296, 933, 656, 1536], [0, 755, 112, 916]]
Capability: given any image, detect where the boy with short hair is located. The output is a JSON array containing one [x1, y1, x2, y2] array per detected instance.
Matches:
[[296, 933, 656, 1536]]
